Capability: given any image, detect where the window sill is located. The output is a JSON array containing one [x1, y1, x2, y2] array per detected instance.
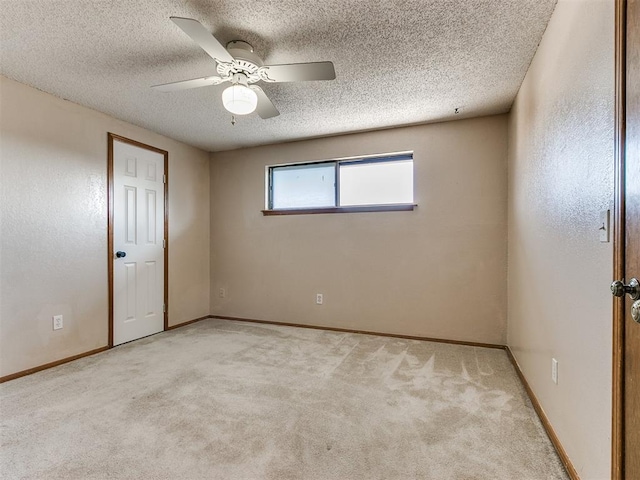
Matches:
[[261, 204, 417, 216]]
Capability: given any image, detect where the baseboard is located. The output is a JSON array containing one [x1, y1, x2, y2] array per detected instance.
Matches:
[[211, 315, 505, 349], [166, 315, 212, 330], [505, 347, 579, 480], [0, 315, 213, 383], [0, 315, 499, 383], [0, 346, 109, 384]]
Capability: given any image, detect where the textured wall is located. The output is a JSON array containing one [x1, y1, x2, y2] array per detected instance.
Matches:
[[0, 76, 210, 377], [507, 0, 614, 477], [210, 115, 508, 344]]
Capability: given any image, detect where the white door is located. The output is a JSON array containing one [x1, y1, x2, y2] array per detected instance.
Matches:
[[113, 139, 165, 346]]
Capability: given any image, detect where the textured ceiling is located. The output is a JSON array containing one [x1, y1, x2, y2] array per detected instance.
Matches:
[[0, 0, 557, 152]]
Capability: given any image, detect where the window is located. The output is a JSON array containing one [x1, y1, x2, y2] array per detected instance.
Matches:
[[265, 153, 414, 215], [271, 162, 336, 209]]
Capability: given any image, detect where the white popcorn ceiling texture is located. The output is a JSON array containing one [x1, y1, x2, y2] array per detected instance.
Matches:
[[0, 0, 557, 152]]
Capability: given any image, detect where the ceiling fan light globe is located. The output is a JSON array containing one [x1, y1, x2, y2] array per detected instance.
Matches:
[[222, 85, 258, 115]]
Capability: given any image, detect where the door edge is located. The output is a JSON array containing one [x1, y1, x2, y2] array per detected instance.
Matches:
[[612, 0, 626, 478]]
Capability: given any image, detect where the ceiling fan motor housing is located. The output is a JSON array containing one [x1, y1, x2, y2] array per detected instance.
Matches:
[[217, 40, 263, 83]]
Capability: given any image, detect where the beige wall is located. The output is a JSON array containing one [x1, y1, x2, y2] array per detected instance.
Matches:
[[507, 0, 614, 478], [210, 115, 508, 344], [0, 76, 210, 378]]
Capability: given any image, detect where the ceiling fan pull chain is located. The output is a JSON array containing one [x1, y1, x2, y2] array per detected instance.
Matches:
[[231, 115, 236, 126]]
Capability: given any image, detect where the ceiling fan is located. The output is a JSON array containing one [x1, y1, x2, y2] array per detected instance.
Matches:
[[152, 17, 337, 119]]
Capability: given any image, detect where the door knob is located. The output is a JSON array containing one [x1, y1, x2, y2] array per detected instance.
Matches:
[[632, 300, 640, 323], [611, 278, 640, 300], [115, 251, 127, 258]]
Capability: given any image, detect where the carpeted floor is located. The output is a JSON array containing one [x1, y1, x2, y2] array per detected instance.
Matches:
[[0, 319, 568, 479]]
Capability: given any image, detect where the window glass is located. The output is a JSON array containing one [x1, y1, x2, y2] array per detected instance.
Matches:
[[339, 159, 413, 206], [271, 163, 335, 209]]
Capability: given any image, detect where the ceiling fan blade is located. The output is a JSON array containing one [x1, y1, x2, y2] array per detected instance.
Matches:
[[250, 86, 280, 119], [152, 75, 225, 92], [258, 61, 336, 83], [170, 17, 234, 64]]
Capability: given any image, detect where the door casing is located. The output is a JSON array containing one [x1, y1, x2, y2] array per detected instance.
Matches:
[[107, 133, 169, 347], [612, 0, 636, 477]]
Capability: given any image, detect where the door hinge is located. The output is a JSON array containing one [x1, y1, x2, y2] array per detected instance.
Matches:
[[163, 304, 166, 313], [162, 239, 166, 248], [163, 174, 167, 184]]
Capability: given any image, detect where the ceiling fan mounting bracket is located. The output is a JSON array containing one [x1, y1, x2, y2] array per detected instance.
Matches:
[[226, 40, 254, 53]]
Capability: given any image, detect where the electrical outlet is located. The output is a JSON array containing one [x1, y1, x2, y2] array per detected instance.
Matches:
[[316, 293, 323, 305], [219, 287, 226, 298], [552, 358, 558, 384], [53, 315, 63, 330]]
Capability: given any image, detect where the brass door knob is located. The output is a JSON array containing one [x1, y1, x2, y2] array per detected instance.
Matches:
[[611, 278, 640, 300], [632, 300, 640, 323]]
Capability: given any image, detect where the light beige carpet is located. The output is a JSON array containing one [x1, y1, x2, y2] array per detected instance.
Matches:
[[1, 319, 568, 479]]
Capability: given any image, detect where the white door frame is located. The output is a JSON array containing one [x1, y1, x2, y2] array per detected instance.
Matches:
[[107, 133, 168, 347]]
